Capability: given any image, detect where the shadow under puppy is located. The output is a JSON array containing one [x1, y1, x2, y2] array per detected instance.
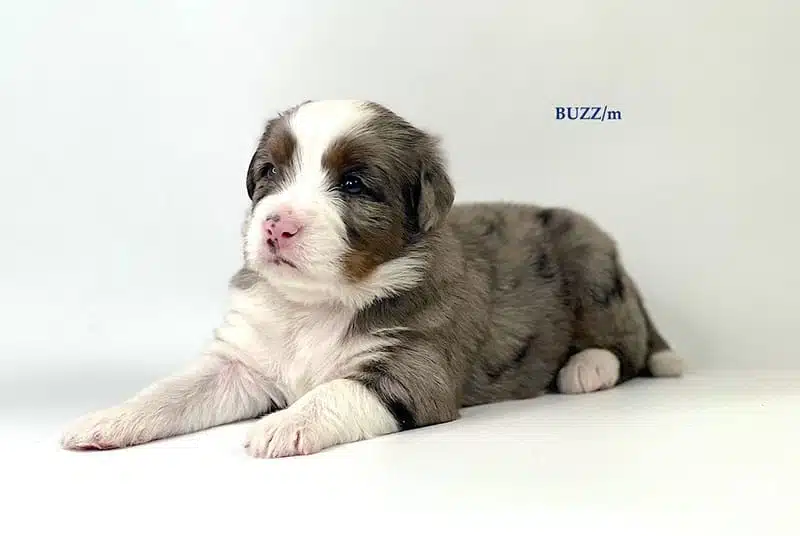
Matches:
[[61, 100, 684, 457]]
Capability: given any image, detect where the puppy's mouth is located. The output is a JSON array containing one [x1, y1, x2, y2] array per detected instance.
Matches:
[[264, 253, 298, 270]]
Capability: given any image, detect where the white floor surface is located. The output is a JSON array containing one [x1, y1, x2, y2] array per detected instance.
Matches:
[[3, 371, 798, 535]]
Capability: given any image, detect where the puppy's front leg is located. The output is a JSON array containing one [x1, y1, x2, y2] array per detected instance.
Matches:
[[61, 355, 277, 450], [245, 351, 459, 458], [244, 379, 396, 458]]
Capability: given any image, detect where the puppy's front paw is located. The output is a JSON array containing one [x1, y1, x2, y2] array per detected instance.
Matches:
[[244, 409, 332, 459], [60, 406, 144, 451]]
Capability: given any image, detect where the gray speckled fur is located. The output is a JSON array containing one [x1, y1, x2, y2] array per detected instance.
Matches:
[[346, 202, 670, 429]]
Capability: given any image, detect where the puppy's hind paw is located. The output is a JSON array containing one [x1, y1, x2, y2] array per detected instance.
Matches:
[[557, 348, 620, 394]]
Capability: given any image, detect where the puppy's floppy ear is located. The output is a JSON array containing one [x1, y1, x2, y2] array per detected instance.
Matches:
[[416, 135, 455, 233], [245, 151, 258, 200]]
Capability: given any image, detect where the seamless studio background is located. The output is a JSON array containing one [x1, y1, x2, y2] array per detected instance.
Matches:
[[3, 1, 797, 395], [0, 2, 798, 530]]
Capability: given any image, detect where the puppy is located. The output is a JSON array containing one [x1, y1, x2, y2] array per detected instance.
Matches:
[[60, 100, 683, 457]]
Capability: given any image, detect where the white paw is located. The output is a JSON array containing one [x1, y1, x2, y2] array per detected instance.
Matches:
[[244, 408, 336, 459], [557, 348, 620, 394], [60, 406, 143, 451]]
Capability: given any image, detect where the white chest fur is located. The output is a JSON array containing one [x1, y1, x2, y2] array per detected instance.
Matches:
[[212, 288, 388, 405]]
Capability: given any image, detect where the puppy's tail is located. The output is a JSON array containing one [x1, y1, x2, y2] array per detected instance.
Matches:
[[647, 346, 684, 378], [641, 304, 685, 378]]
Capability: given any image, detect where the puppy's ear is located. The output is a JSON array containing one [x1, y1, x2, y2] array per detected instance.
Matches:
[[416, 136, 455, 233], [245, 151, 257, 200]]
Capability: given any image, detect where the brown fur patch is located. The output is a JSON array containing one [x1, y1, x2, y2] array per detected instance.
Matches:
[[342, 222, 406, 281], [247, 116, 298, 205], [264, 119, 296, 169], [323, 130, 408, 281], [322, 134, 375, 176]]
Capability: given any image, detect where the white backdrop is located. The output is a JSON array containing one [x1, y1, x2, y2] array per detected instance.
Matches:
[[1, 0, 798, 412]]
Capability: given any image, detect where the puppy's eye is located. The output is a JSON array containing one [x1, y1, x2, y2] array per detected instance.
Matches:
[[341, 173, 364, 195], [260, 164, 278, 179]]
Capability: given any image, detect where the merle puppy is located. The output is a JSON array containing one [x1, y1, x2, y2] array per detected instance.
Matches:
[[61, 100, 683, 457]]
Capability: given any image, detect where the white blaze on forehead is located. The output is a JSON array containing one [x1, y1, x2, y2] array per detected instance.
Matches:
[[289, 100, 373, 186]]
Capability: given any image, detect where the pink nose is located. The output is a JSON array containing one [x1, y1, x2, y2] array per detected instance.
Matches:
[[263, 212, 304, 250]]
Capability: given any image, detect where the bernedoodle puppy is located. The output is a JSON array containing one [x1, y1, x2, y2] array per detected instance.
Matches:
[[60, 100, 684, 457]]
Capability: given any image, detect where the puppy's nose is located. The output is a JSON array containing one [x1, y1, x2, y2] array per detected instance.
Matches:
[[263, 212, 304, 250]]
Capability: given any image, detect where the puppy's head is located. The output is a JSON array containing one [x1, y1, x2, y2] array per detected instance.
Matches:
[[241, 100, 454, 305]]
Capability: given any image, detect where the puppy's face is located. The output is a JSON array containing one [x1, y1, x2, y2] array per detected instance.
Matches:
[[242, 100, 454, 304]]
